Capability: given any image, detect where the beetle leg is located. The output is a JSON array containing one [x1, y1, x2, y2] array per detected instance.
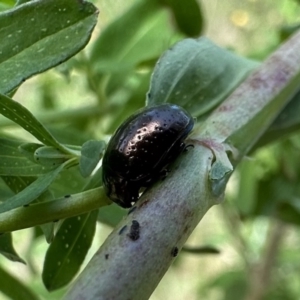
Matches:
[[183, 144, 194, 152], [159, 168, 170, 180]]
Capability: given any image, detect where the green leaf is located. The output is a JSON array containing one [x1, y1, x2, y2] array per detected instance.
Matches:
[[104, 71, 152, 133], [0, 4, 11, 12], [79, 140, 105, 178], [208, 142, 233, 197], [82, 166, 102, 191], [80, 166, 123, 227], [49, 167, 87, 199], [235, 160, 258, 215], [42, 210, 98, 291], [0, 0, 15, 5], [0, 0, 14, 12], [250, 139, 300, 226], [18, 142, 43, 162], [259, 89, 300, 146], [256, 175, 300, 226], [2, 175, 35, 193], [279, 24, 300, 42], [34, 146, 74, 168], [0, 93, 70, 153], [0, 177, 14, 199], [40, 223, 56, 244], [1, 174, 55, 243], [15, 0, 31, 6], [97, 203, 127, 227], [0, 0, 98, 94], [254, 173, 300, 225], [147, 37, 258, 118], [0, 159, 75, 213], [90, 0, 181, 73], [0, 138, 56, 176], [0, 233, 25, 263], [0, 265, 40, 300], [158, 0, 203, 36]]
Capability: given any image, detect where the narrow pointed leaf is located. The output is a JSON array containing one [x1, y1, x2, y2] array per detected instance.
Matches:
[[259, 89, 300, 146], [18, 142, 43, 162], [2, 175, 35, 193], [0, 159, 74, 213], [0, 233, 25, 263], [0, 265, 40, 300], [42, 210, 98, 291], [79, 140, 105, 177], [1, 175, 55, 243], [0, 138, 56, 175], [0, 93, 69, 153]]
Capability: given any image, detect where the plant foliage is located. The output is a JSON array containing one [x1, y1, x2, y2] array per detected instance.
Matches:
[[0, 0, 300, 299]]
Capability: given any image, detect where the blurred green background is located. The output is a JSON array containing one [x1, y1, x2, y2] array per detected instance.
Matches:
[[1, 0, 300, 299]]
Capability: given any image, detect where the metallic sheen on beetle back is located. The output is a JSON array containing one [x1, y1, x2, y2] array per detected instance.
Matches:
[[102, 104, 194, 208]]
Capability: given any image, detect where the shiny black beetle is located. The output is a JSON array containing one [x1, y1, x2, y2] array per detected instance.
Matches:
[[102, 103, 194, 208]]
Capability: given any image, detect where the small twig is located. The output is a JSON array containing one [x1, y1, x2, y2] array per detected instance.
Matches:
[[221, 203, 251, 270], [244, 219, 286, 300], [0, 188, 108, 233]]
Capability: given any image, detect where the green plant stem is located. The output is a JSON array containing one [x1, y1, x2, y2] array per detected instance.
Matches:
[[195, 30, 300, 161], [65, 31, 300, 300], [0, 187, 109, 233]]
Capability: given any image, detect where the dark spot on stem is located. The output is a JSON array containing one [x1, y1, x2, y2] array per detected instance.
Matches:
[[171, 246, 179, 257], [127, 220, 140, 241], [105, 254, 109, 259]]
